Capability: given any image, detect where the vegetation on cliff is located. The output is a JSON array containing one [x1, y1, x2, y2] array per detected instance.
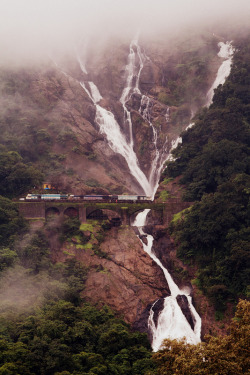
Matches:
[[163, 35, 250, 312]]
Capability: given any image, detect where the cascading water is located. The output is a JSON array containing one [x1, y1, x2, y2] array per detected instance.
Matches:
[[120, 35, 146, 146], [168, 41, 235, 158], [133, 210, 201, 351], [119, 36, 170, 196], [206, 41, 234, 106], [139, 95, 168, 195], [75, 47, 152, 196], [76, 34, 170, 196], [79, 81, 152, 196]]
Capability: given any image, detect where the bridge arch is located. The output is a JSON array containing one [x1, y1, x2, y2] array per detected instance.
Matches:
[[86, 208, 121, 226], [87, 208, 120, 220], [45, 207, 60, 218], [64, 207, 79, 218]]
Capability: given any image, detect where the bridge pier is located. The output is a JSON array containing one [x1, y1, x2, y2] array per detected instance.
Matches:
[[120, 208, 130, 225], [79, 206, 87, 223]]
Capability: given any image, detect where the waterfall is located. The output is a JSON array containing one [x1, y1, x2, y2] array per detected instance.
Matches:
[[79, 81, 152, 196], [73, 38, 234, 350], [133, 210, 201, 352], [119, 36, 169, 196], [139, 95, 168, 196], [119, 35, 147, 146], [206, 41, 234, 106], [76, 35, 170, 197], [168, 41, 235, 160]]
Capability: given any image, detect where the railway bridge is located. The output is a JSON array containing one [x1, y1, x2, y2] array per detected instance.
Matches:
[[17, 199, 192, 226]]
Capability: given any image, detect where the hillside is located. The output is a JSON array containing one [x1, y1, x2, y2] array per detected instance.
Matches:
[[0, 33, 221, 196], [0, 23, 249, 374]]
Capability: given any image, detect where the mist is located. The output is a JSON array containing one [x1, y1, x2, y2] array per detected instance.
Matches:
[[0, 0, 249, 65], [0, 266, 67, 315]]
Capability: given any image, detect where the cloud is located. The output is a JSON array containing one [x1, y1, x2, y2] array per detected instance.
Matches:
[[0, 0, 249, 65]]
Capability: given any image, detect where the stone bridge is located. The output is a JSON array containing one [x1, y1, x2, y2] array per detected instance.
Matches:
[[17, 199, 192, 226]]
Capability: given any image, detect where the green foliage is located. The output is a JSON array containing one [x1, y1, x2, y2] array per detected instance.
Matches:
[[79, 220, 109, 258], [16, 230, 51, 273], [0, 248, 17, 272], [157, 92, 170, 105], [0, 301, 153, 375], [0, 196, 26, 247], [56, 129, 77, 145], [0, 150, 43, 198], [60, 217, 86, 243], [159, 190, 169, 202], [170, 175, 250, 310], [171, 207, 190, 224]]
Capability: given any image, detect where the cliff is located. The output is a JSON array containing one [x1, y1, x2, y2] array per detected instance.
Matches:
[[51, 225, 170, 325]]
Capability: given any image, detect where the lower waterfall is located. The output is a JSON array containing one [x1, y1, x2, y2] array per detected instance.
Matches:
[[133, 209, 201, 352]]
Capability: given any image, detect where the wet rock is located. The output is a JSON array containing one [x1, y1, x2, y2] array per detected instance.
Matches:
[[151, 298, 165, 327], [176, 294, 195, 330], [140, 234, 148, 245], [133, 304, 152, 334], [133, 297, 166, 342]]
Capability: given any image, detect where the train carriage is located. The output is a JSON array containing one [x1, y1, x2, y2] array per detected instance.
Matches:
[[23, 194, 152, 203]]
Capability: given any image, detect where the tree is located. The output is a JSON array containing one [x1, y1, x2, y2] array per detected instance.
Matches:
[[0, 150, 43, 198], [0, 196, 26, 247]]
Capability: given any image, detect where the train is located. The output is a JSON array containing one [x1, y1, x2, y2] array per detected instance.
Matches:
[[22, 194, 152, 203]]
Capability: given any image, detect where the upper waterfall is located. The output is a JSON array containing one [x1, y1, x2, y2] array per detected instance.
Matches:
[[206, 41, 234, 105], [74, 38, 234, 199]]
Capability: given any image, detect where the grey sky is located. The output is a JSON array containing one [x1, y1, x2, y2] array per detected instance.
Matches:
[[0, 0, 249, 64]]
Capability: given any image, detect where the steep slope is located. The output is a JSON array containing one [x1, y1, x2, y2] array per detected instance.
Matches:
[[51, 225, 170, 325], [0, 33, 221, 195]]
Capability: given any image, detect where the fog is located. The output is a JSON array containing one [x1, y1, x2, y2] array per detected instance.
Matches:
[[0, 0, 249, 65]]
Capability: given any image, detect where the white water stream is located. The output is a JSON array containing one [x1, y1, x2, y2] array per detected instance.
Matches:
[[168, 41, 235, 156], [74, 38, 234, 351], [79, 80, 152, 196], [206, 41, 234, 106], [119, 35, 145, 146], [133, 210, 201, 351]]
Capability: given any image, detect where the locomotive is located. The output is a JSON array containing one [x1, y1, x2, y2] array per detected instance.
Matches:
[[23, 194, 152, 203]]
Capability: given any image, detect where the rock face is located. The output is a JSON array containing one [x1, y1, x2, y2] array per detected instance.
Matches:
[[176, 294, 195, 330], [133, 298, 165, 339], [54, 226, 170, 325]]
